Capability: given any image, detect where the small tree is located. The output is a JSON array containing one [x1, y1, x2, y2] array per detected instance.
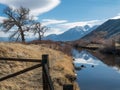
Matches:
[[32, 22, 48, 40], [0, 7, 34, 42]]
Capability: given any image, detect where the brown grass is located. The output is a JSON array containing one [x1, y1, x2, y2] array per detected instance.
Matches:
[[0, 42, 79, 90], [28, 40, 73, 56]]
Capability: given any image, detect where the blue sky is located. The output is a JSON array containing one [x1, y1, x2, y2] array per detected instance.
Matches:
[[40, 0, 120, 21], [0, 0, 120, 37]]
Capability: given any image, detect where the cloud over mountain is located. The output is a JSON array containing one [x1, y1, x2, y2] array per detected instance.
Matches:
[[42, 19, 103, 35], [42, 19, 67, 26]]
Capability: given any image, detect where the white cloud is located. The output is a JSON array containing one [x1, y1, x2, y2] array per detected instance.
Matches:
[[59, 20, 102, 30], [111, 13, 120, 19], [42, 19, 103, 35], [45, 28, 63, 36], [0, 31, 10, 37], [42, 19, 67, 26], [0, 16, 6, 23], [0, 0, 61, 16]]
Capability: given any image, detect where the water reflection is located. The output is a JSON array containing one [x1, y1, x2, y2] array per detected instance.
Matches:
[[73, 50, 120, 90], [73, 50, 102, 65], [90, 50, 120, 69]]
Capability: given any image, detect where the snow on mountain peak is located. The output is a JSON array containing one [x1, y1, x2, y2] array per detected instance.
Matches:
[[70, 26, 84, 32], [70, 25, 90, 32], [84, 25, 90, 31], [44, 25, 98, 41]]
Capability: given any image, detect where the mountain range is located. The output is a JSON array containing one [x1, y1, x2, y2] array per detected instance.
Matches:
[[81, 19, 120, 41], [1, 19, 120, 42], [44, 25, 98, 41]]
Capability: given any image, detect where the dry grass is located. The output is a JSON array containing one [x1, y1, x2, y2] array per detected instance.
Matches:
[[28, 40, 73, 56], [0, 42, 79, 90]]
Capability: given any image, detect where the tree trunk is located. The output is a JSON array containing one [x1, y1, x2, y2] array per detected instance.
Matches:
[[19, 27, 25, 42], [21, 31, 25, 42], [39, 33, 41, 41]]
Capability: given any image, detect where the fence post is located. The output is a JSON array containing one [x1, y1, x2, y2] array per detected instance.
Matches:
[[63, 84, 73, 90], [42, 54, 49, 69], [42, 54, 49, 90]]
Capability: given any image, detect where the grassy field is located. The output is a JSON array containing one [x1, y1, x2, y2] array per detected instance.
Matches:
[[0, 42, 79, 90]]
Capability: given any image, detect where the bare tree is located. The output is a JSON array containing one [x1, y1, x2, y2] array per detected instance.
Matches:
[[32, 22, 48, 40], [0, 7, 34, 42]]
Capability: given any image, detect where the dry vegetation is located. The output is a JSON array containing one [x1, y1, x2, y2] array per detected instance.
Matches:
[[28, 40, 73, 56], [0, 42, 79, 90]]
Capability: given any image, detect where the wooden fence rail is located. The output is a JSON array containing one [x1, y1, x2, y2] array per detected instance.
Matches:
[[0, 57, 41, 62], [0, 63, 42, 81], [0, 54, 73, 90]]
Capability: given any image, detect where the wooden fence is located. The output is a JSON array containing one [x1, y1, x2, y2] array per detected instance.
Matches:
[[0, 54, 73, 90]]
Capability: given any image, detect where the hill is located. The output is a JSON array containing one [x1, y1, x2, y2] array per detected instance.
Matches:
[[0, 42, 79, 90], [81, 19, 120, 41]]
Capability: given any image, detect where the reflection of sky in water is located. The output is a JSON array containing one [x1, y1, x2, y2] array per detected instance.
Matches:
[[72, 50, 120, 90], [73, 49, 103, 65]]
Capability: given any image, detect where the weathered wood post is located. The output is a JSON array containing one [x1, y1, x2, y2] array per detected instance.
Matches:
[[42, 54, 54, 90], [63, 84, 73, 90], [42, 54, 49, 70], [42, 54, 49, 90]]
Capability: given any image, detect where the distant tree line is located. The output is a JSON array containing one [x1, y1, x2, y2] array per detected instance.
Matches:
[[0, 7, 48, 42]]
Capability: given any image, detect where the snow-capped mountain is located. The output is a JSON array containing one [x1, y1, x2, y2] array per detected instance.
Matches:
[[82, 19, 120, 40], [44, 25, 98, 41]]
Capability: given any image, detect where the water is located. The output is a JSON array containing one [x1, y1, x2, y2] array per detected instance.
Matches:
[[73, 50, 120, 90]]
